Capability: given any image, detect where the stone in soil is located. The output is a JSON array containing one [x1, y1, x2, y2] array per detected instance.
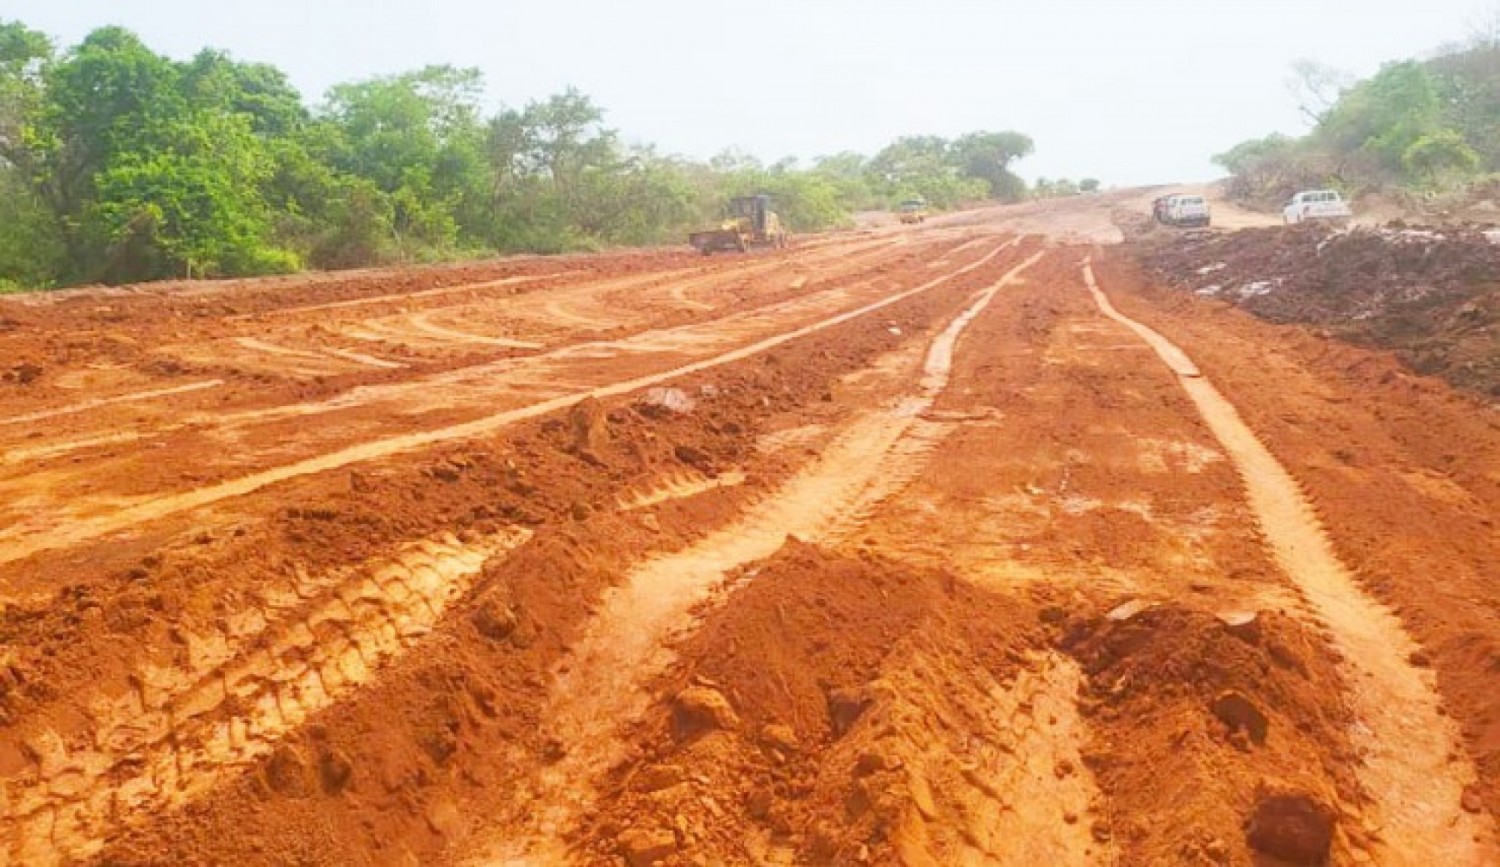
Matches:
[[760, 723, 801, 752], [632, 764, 686, 793], [263, 744, 312, 798], [1245, 790, 1335, 863], [828, 685, 874, 735], [671, 686, 740, 738], [1211, 690, 1270, 744], [618, 827, 677, 866], [471, 592, 520, 640]]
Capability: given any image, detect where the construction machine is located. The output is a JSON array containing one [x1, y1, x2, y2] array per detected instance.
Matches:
[[689, 195, 790, 255], [896, 199, 929, 224]]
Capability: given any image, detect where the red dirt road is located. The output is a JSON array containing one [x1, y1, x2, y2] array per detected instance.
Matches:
[[1, 197, 1496, 865]]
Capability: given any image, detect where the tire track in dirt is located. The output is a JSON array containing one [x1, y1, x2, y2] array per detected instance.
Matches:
[[0, 526, 531, 865], [869, 250, 1361, 862], [0, 237, 896, 444], [333, 238, 898, 354], [226, 272, 583, 321], [616, 469, 748, 512], [1, 431, 145, 464], [466, 245, 1047, 863], [0, 241, 1023, 571], [232, 337, 406, 376], [0, 237, 912, 468], [324, 347, 409, 369], [1084, 260, 1496, 863], [0, 380, 224, 428], [857, 650, 1105, 865], [404, 312, 544, 349], [2, 275, 936, 568]]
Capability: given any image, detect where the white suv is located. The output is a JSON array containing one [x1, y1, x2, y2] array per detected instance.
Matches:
[[1153, 194, 1211, 228], [1284, 190, 1352, 225]]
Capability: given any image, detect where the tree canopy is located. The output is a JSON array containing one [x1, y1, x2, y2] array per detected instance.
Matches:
[[1215, 32, 1500, 205], [0, 19, 1042, 290]]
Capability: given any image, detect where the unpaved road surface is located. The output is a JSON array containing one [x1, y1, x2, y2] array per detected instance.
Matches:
[[1, 194, 1497, 866]]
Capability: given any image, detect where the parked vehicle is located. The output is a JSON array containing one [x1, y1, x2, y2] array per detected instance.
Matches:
[[1152, 194, 1211, 228], [1283, 190, 1352, 225]]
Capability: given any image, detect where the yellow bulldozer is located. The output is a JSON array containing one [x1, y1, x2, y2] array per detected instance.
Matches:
[[689, 195, 790, 255]]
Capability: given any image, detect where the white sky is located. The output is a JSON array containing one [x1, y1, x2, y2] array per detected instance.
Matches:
[[7, 0, 1496, 185]]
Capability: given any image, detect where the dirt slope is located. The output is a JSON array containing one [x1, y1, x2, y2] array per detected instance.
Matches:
[[1131, 222, 1500, 398]]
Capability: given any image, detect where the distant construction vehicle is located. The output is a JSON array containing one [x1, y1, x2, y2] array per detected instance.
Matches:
[[689, 195, 790, 255], [896, 199, 929, 224]]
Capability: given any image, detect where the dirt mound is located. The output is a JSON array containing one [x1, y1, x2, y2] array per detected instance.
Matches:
[[1134, 223, 1500, 397], [575, 542, 1048, 865], [1052, 600, 1367, 864]]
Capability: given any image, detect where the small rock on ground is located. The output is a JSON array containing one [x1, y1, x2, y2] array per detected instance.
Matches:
[[1212, 690, 1270, 744], [1246, 791, 1335, 863], [672, 686, 740, 738], [618, 827, 677, 866]]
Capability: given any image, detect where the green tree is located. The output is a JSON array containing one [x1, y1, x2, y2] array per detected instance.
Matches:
[[0, 18, 1048, 287], [88, 110, 288, 280], [1402, 128, 1481, 182], [1318, 61, 1441, 173], [481, 89, 623, 252], [809, 151, 879, 211], [0, 19, 52, 169], [1213, 134, 1298, 175], [868, 136, 967, 206], [0, 164, 62, 287], [322, 65, 489, 255], [181, 49, 307, 136], [39, 27, 186, 216], [0, 20, 61, 286], [951, 130, 1033, 200]]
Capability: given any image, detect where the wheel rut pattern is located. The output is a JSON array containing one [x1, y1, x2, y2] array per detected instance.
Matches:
[[1, 528, 530, 865]]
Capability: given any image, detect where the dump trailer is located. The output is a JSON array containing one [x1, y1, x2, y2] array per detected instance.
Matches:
[[689, 195, 790, 255]]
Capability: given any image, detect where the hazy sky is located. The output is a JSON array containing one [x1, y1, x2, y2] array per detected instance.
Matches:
[[8, 0, 1497, 185]]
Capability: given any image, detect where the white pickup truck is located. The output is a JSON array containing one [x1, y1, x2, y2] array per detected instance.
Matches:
[[1283, 190, 1352, 225]]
